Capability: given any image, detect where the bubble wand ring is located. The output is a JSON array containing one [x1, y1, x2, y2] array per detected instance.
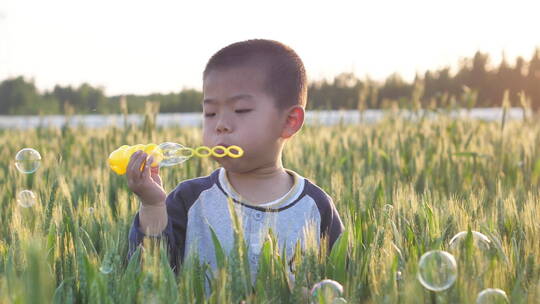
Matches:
[[211, 145, 228, 157], [194, 146, 212, 158], [178, 147, 194, 158], [226, 145, 244, 158]]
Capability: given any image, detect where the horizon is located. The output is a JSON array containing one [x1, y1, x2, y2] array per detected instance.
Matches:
[[1, 0, 539, 96]]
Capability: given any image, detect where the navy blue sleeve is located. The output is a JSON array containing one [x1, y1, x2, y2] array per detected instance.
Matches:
[[323, 196, 344, 252], [306, 182, 345, 253], [127, 183, 189, 273]]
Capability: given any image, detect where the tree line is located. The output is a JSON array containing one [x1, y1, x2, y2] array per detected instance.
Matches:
[[0, 49, 539, 115]]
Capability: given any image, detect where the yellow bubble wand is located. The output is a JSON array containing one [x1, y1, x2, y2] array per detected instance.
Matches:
[[108, 142, 244, 175]]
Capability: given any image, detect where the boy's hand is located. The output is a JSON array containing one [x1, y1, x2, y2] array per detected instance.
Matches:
[[126, 150, 166, 206]]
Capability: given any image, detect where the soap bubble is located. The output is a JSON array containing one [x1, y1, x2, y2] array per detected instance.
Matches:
[[449, 231, 492, 276], [17, 190, 37, 208], [15, 148, 41, 174], [310, 279, 345, 303], [99, 258, 113, 274], [417, 250, 457, 292], [99, 264, 113, 274], [99, 252, 113, 274], [157, 142, 192, 167], [449, 231, 491, 253], [476, 288, 509, 304]]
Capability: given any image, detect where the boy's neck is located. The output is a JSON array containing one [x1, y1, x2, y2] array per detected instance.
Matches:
[[224, 160, 295, 204]]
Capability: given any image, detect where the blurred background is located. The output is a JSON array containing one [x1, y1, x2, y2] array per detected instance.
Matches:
[[0, 0, 539, 116], [1, 2, 539, 303]]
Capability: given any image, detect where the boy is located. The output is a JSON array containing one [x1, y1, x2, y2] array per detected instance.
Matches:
[[127, 39, 344, 282]]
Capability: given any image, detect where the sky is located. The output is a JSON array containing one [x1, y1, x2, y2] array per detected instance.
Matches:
[[0, 0, 539, 96]]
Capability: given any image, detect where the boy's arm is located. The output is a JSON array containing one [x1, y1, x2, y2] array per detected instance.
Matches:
[[139, 204, 168, 236], [306, 182, 345, 253], [128, 185, 190, 272], [320, 196, 345, 253]]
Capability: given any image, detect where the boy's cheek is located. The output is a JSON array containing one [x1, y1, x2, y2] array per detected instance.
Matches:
[[201, 132, 212, 147]]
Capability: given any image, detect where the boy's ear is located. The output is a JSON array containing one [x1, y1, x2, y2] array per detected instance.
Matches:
[[281, 106, 305, 139]]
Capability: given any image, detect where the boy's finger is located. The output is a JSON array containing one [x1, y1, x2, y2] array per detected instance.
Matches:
[[127, 151, 141, 175], [148, 156, 158, 172], [147, 156, 154, 170], [129, 151, 145, 179], [126, 151, 137, 183], [138, 153, 148, 176], [149, 160, 161, 186], [141, 155, 151, 180]]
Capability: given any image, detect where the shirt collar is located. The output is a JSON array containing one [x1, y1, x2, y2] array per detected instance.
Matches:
[[218, 167, 304, 209]]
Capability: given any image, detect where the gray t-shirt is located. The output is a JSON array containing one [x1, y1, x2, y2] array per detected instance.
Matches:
[[128, 167, 344, 280]]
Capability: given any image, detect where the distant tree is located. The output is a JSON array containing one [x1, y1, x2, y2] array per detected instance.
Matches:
[[494, 55, 513, 105], [527, 49, 540, 109], [1, 47, 540, 114], [52, 85, 77, 113], [0, 76, 40, 114], [77, 83, 107, 113], [378, 73, 412, 106], [468, 51, 490, 106]]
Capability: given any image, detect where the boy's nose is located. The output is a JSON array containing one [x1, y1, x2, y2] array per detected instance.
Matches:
[[216, 124, 230, 133], [216, 116, 231, 133]]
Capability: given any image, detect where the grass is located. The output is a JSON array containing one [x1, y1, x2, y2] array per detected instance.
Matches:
[[0, 106, 539, 303]]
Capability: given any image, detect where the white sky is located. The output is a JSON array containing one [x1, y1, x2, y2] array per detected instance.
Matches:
[[0, 0, 539, 96]]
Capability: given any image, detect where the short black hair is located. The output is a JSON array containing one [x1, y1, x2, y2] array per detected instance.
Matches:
[[203, 39, 307, 110]]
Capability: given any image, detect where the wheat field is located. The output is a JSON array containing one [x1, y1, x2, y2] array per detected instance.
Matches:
[[0, 107, 539, 303]]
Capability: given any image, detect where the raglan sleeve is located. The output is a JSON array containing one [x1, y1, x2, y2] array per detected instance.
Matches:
[[127, 183, 190, 273], [319, 194, 345, 253]]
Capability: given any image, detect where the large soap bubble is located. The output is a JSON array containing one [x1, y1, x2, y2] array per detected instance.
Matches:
[[17, 190, 37, 208], [99, 264, 113, 274], [449, 230, 493, 277], [449, 231, 491, 253], [310, 279, 347, 303], [99, 255, 113, 274], [157, 142, 192, 167], [15, 148, 42, 174], [417, 250, 457, 292], [476, 288, 509, 304]]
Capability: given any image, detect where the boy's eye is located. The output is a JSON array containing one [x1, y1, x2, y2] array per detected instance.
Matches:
[[204, 113, 215, 117], [235, 109, 252, 114]]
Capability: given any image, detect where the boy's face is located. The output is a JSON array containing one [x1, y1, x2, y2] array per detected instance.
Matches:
[[202, 64, 286, 173]]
